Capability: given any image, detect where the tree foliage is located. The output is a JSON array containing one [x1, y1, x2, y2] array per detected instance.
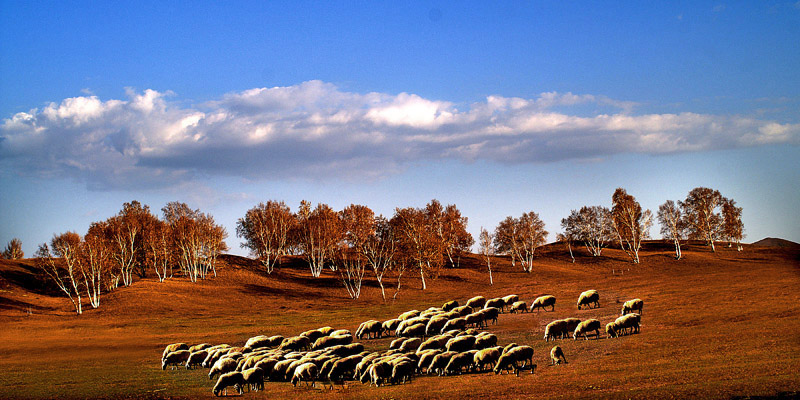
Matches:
[[2, 238, 24, 259], [236, 200, 295, 274], [611, 188, 653, 264], [680, 187, 724, 252], [657, 200, 686, 260], [721, 197, 744, 251], [561, 206, 613, 257]]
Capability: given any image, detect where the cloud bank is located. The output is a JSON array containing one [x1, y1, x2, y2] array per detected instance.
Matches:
[[2, 80, 798, 189]]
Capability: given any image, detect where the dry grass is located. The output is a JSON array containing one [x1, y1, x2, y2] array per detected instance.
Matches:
[[0, 243, 798, 399]]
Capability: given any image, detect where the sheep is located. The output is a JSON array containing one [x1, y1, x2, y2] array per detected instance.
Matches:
[[605, 321, 620, 338], [368, 361, 392, 386], [253, 358, 279, 377], [162, 343, 189, 361], [444, 351, 476, 375], [391, 360, 416, 384], [621, 298, 644, 316], [441, 317, 467, 333], [480, 307, 500, 326], [509, 301, 528, 314], [312, 334, 353, 350], [452, 305, 474, 316], [400, 323, 427, 338], [270, 359, 294, 382], [291, 362, 318, 388], [550, 346, 567, 365], [398, 337, 422, 353], [212, 371, 245, 396], [473, 347, 501, 371], [317, 326, 335, 336], [417, 335, 450, 353], [544, 319, 569, 341], [577, 289, 600, 310], [328, 355, 363, 383], [426, 316, 449, 336], [300, 328, 326, 343], [318, 358, 340, 383], [428, 351, 457, 375], [280, 336, 311, 352], [329, 329, 352, 337], [416, 349, 442, 373], [209, 357, 238, 380], [484, 297, 505, 311], [162, 350, 190, 370], [242, 367, 264, 392], [502, 294, 519, 310], [466, 296, 486, 309], [446, 335, 476, 353], [562, 318, 582, 338], [474, 333, 498, 349], [353, 353, 381, 378], [494, 345, 535, 376], [389, 337, 406, 350], [530, 295, 557, 312], [442, 300, 459, 311], [382, 319, 400, 336], [356, 320, 383, 339], [329, 343, 364, 358], [573, 319, 602, 340], [615, 313, 642, 335], [189, 343, 211, 353], [185, 350, 208, 369], [398, 309, 421, 321], [464, 312, 485, 328], [202, 347, 228, 368]]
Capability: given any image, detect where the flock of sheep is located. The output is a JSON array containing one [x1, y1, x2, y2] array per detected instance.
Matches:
[[160, 291, 644, 396]]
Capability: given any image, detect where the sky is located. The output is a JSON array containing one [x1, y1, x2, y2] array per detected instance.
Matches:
[[1, 1, 799, 257]]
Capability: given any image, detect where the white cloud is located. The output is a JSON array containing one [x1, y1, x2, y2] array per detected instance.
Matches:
[[1, 81, 798, 189]]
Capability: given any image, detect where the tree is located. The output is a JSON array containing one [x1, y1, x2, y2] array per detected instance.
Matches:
[[562, 206, 613, 257], [35, 232, 83, 314], [143, 218, 173, 282], [236, 201, 296, 274], [427, 201, 473, 268], [162, 202, 228, 282], [105, 201, 152, 288], [391, 206, 443, 290], [363, 216, 395, 301], [2, 238, 24, 259], [516, 212, 548, 272], [721, 198, 744, 251], [657, 200, 686, 260], [556, 233, 576, 263], [295, 201, 342, 277], [611, 188, 653, 264], [337, 204, 374, 299], [81, 223, 110, 308], [680, 187, 724, 252], [494, 216, 520, 267], [478, 228, 495, 286]]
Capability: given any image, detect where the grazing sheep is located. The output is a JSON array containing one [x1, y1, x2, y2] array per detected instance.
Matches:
[[480, 307, 500, 326], [389, 337, 406, 350], [426, 317, 449, 336], [398, 338, 422, 353], [328, 355, 363, 383], [396, 317, 429, 336], [280, 336, 311, 352], [356, 320, 383, 339], [501, 343, 518, 356], [484, 297, 505, 311], [313, 334, 353, 350], [417, 335, 450, 353], [502, 294, 519, 310], [573, 319, 602, 340], [446, 335, 476, 353], [317, 326, 335, 336], [416, 349, 443, 373], [615, 313, 641, 335], [444, 351, 475, 375], [621, 299, 644, 316], [466, 296, 487, 309], [577, 289, 600, 310], [442, 300, 459, 311], [318, 358, 340, 383], [329, 329, 352, 337], [401, 323, 427, 338], [544, 319, 569, 341], [368, 361, 392, 386], [562, 318, 582, 338], [300, 329, 326, 343], [428, 351, 458, 375], [398, 309, 421, 321], [550, 346, 567, 365], [291, 362, 318, 388], [509, 301, 528, 314], [494, 345, 535, 376], [189, 343, 211, 353], [452, 305, 474, 316], [270, 359, 295, 382], [474, 333, 498, 350], [605, 321, 620, 338], [186, 350, 208, 369], [353, 353, 380, 378], [209, 357, 238, 380], [253, 358, 279, 377], [212, 371, 245, 396], [242, 367, 264, 392], [530, 295, 557, 312], [464, 312, 485, 328], [162, 350, 190, 370], [391, 360, 415, 384], [382, 319, 400, 336], [162, 343, 189, 361], [473, 347, 501, 371], [441, 317, 467, 333]]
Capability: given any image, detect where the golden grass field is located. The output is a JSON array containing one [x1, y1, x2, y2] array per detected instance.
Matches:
[[1, 242, 798, 399]]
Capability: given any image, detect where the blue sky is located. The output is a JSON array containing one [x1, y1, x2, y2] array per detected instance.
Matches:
[[1, 1, 799, 256]]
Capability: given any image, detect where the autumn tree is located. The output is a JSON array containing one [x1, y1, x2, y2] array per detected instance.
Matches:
[[363, 216, 396, 301], [295, 201, 342, 277], [426, 200, 473, 268], [721, 198, 745, 251], [142, 218, 173, 282], [657, 200, 686, 260], [162, 202, 228, 282], [35, 232, 84, 314], [479, 228, 495, 286], [391, 206, 443, 290], [2, 238, 24, 259], [236, 200, 296, 274], [81, 223, 110, 308], [337, 204, 374, 299], [556, 232, 576, 263], [517, 212, 548, 272], [562, 206, 613, 257], [105, 201, 153, 288], [611, 188, 653, 264], [494, 216, 520, 267], [680, 187, 724, 252]]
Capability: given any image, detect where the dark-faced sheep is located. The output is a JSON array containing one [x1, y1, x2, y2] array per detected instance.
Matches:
[[162, 343, 189, 361], [615, 313, 641, 335], [531, 295, 557, 312], [428, 351, 457, 375], [502, 294, 519, 310], [509, 301, 528, 314], [544, 319, 568, 341], [353, 353, 380, 379], [186, 350, 208, 369], [212, 371, 244, 396], [291, 362, 318, 388], [550, 346, 567, 365], [162, 350, 190, 370], [473, 347, 501, 371], [573, 319, 602, 340], [577, 289, 600, 310], [209, 357, 238, 380], [622, 299, 644, 316], [494, 345, 535, 376], [480, 307, 500, 326], [606, 321, 620, 338], [444, 351, 475, 375], [368, 361, 392, 386], [416, 349, 442, 373], [382, 319, 400, 336], [446, 335, 476, 353], [391, 360, 415, 384], [242, 367, 264, 391], [442, 300, 459, 311], [484, 297, 505, 311], [441, 317, 467, 333], [466, 296, 487, 309], [357, 320, 383, 339]]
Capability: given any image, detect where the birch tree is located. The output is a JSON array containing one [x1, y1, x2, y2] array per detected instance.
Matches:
[[391, 206, 443, 290], [427, 201, 473, 268], [556, 233, 576, 263], [163, 202, 228, 282], [611, 188, 653, 264], [35, 232, 83, 315], [363, 216, 395, 301], [236, 201, 295, 274], [722, 197, 745, 251], [143, 218, 173, 282], [680, 187, 724, 252], [2, 238, 24, 259], [479, 228, 495, 286], [562, 206, 613, 257], [337, 204, 374, 299], [494, 216, 520, 267], [517, 212, 548, 272], [81, 223, 109, 309], [296, 201, 342, 277], [657, 200, 686, 260]]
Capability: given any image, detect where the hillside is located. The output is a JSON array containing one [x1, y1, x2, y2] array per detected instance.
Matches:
[[752, 237, 800, 249], [1, 243, 799, 399]]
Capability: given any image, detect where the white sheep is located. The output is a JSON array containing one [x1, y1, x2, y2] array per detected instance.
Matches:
[[209, 358, 238, 380], [573, 319, 602, 340], [509, 300, 528, 313], [621, 298, 644, 315], [212, 371, 244, 396], [530, 295, 557, 312], [162, 350, 190, 370], [242, 367, 264, 392], [161, 343, 188, 361], [577, 289, 600, 310], [291, 362, 318, 388], [466, 296, 487, 309], [550, 346, 567, 365]]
